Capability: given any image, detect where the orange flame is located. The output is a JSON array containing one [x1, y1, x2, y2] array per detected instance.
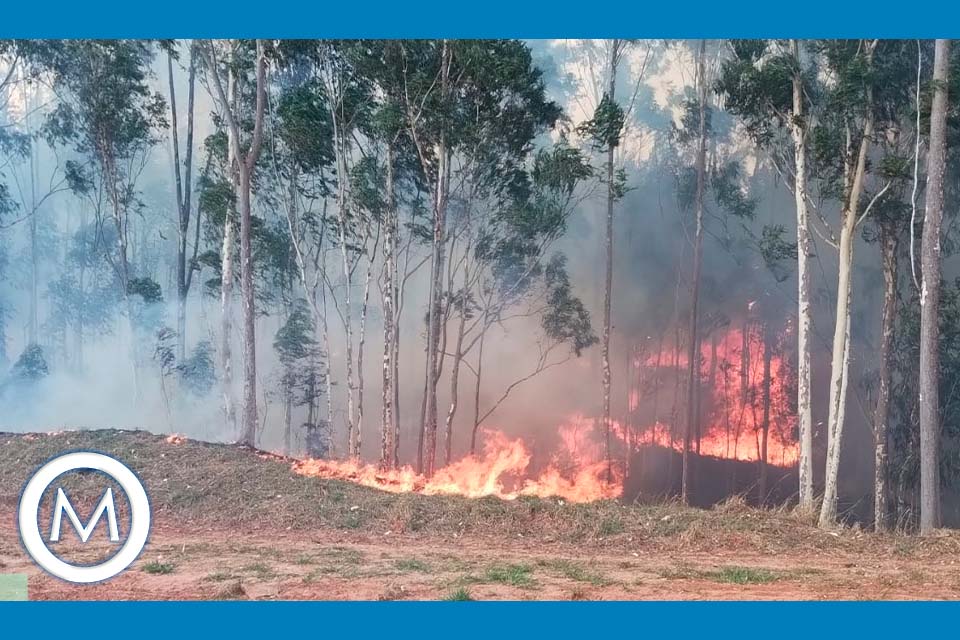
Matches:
[[627, 323, 799, 466], [293, 323, 797, 502], [294, 426, 621, 503]]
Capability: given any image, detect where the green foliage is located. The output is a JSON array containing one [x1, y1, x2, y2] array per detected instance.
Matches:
[[275, 80, 335, 174], [542, 255, 598, 356], [7, 344, 49, 382], [41, 40, 167, 168], [128, 277, 165, 333], [470, 562, 536, 588], [715, 40, 797, 147], [45, 222, 121, 346], [711, 162, 756, 220], [891, 280, 960, 507], [532, 144, 594, 195], [153, 327, 177, 377], [757, 225, 799, 283], [128, 277, 163, 304], [672, 96, 713, 146], [176, 341, 217, 397], [274, 299, 327, 453], [577, 92, 626, 151]]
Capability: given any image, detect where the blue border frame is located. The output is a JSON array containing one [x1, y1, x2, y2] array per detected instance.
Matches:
[[1, 601, 960, 636], [2, 0, 960, 630], [2, 1, 960, 38]]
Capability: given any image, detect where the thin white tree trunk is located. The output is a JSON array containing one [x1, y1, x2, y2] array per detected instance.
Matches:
[[601, 39, 620, 484], [380, 144, 397, 468], [790, 39, 815, 512], [819, 110, 873, 527]]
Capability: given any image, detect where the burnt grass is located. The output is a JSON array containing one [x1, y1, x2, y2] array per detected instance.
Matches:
[[2, 429, 958, 558]]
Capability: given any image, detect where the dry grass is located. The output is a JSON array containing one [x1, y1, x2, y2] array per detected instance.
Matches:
[[3, 429, 959, 559]]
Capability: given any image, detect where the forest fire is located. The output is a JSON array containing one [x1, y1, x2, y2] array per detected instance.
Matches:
[[294, 322, 798, 502], [293, 426, 622, 503], [625, 323, 799, 468]]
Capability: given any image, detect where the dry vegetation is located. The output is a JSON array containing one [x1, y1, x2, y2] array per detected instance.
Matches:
[[1, 429, 959, 600]]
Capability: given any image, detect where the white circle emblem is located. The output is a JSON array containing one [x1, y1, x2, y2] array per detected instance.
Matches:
[[18, 452, 151, 583]]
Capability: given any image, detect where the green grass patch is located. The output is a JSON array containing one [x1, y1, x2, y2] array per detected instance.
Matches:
[[539, 559, 612, 586], [204, 571, 238, 582], [240, 562, 277, 580], [142, 561, 176, 575], [319, 546, 364, 565], [705, 566, 779, 585], [459, 563, 537, 589], [443, 587, 475, 601], [660, 564, 785, 584], [598, 515, 625, 536], [394, 558, 432, 573]]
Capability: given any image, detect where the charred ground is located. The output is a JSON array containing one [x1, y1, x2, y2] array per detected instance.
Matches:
[[1, 430, 959, 600]]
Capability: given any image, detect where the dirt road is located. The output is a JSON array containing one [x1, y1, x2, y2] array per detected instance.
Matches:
[[3, 522, 959, 600]]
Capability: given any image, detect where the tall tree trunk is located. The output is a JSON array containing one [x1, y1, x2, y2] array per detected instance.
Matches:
[[444, 298, 468, 465], [356, 249, 376, 458], [919, 38, 950, 535], [206, 42, 239, 437], [421, 41, 452, 477], [220, 195, 237, 434], [819, 50, 875, 526], [28, 139, 38, 345], [682, 40, 708, 505], [470, 318, 488, 455], [238, 167, 258, 446], [759, 322, 772, 504], [168, 49, 196, 362], [392, 281, 402, 468], [819, 203, 857, 526], [790, 39, 815, 512], [601, 39, 621, 484], [205, 39, 267, 447], [380, 143, 397, 468], [874, 221, 897, 531]]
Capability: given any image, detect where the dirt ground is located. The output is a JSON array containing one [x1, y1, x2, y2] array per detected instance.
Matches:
[[2, 521, 960, 600], [2, 430, 960, 600]]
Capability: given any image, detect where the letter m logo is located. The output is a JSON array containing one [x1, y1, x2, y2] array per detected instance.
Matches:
[[49, 487, 120, 543]]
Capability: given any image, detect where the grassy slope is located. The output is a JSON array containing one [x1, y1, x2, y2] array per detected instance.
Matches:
[[1, 429, 957, 558]]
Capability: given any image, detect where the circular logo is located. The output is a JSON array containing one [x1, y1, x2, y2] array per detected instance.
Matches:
[[18, 452, 151, 584]]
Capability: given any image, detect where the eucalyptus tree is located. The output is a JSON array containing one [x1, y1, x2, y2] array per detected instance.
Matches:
[[576, 38, 628, 481], [716, 38, 817, 511], [683, 40, 709, 505], [200, 39, 267, 447], [314, 41, 379, 460], [857, 40, 927, 530], [919, 39, 951, 535], [274, 298, 325, 455], [39, 40, 167, 396], [45, 221, 122, 369], [166, 41, 202, 361], [0, 43, 29, 362], [807, 40, 922, 527], [265, 39, 380, 459], [351, 40, 431, 469], [438, 141, 596, 460], [395, 39, 564, 475]]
